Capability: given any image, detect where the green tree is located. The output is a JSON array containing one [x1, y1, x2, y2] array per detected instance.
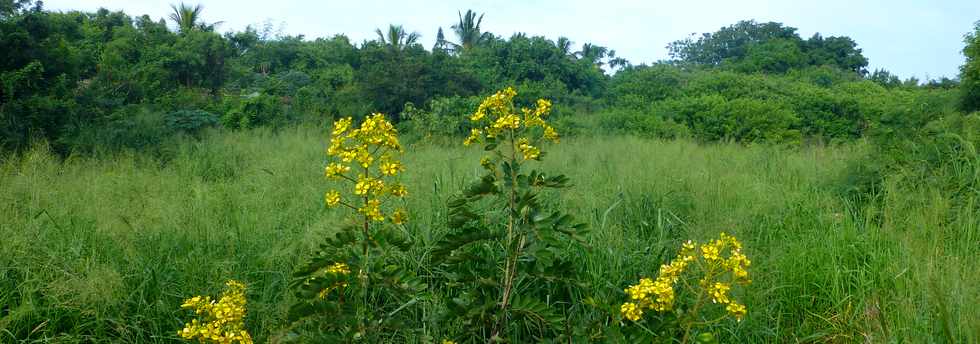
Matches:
[[374, 24, 420, 51], [168, 3, 202, 33], [961, 20, 980, 112], [451, 9, 490, 52], [668, 20, 800, 66]]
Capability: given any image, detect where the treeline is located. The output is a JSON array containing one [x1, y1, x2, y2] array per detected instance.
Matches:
[[1, 0, 979, 153]]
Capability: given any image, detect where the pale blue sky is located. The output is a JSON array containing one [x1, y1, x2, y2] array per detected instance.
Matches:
[[45, 0, 980, 80]]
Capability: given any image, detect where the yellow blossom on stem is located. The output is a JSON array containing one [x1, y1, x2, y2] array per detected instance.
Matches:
[[620, 302, 643, 321], [391, 209, 407, 225], [325, 190, 341, 207], [178, 280, 253, 344], [379, 160, 403, 176], [325, 163, 350, 179], [620, 233, 751, 327]]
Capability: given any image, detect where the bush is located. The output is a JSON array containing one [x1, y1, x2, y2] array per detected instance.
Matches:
[[221, 93, 284, 129], [398, 96, 482, 142], [595, 109, 689, 139], [165, 109, 219, 134]]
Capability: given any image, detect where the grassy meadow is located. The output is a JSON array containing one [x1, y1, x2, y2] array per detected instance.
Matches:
[[0, 125, 977, 343]]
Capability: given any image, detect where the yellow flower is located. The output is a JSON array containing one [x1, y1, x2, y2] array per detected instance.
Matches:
[[389, 183, 408, 197], [178, 280, 252, 344], [709, 282, 731, 305], [359, 199, 384, 222], [726, 302, 747, 321], [324, 163, 350, 179], [621, 302, 643, 321], [354, 175, 380, 196], [391, 209, 407, 225], [517, 138, 541, 160], [325, 190, 341, 207], [442, 340, 457, 344], [535, 99, 552, 117], [543, 125, 560, 142], [380, 160, 403, 176], [491, 114, 521, 131], [332, 117, 353, 136], [463, 128, 482, 146], [701, 244, 721, 262], [480, 156, 493, 169]]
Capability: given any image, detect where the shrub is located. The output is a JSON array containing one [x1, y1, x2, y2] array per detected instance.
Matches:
[[221, 93, 283, 129], [165, 109, 219, 134]]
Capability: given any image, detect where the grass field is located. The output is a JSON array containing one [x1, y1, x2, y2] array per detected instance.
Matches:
[[1, 125, 977, 343]]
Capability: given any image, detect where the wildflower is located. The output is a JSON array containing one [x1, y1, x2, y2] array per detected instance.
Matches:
[[325, 163, 350, 179], [380, 160, 403, 176], [359, 199, 384, 222], [491, 114, 521, 131], [442, 340, 457, 344], [517, 138, 541, 160], [701, 243, 721, 262], [620, 302, 643, 321], [389, 183, 408, 197], [620, 232, 751, 324], [480, 156, 493, 169], [325, 190, 341, 207], [391, 209, 407, 224], [543, 125, 559, 142], [726, 302, 747, 321], [332, 117, 353, 136], [178, 280, 253, 344], [463, 128, 482, 146], [354, 175, 378, 196], [709, 282, 731, 304]]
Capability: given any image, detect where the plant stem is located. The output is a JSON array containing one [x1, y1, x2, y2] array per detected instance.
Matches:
[[491, 128, 522, 342]]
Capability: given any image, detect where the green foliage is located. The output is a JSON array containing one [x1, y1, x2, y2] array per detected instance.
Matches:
[[961, 21, 980, 112], [668, 20, 868, 74], [166, 109, 219, 133], [222, 93, 283, 129]]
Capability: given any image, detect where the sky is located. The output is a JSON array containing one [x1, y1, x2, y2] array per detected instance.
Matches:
[[44, 0, 980, 80]]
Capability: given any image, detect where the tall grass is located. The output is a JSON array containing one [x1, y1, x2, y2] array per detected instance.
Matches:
[[0, 125, 976, 342]]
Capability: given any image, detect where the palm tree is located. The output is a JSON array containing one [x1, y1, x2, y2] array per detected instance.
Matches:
[[576, 43, 609, 68], [375, 24, 420, 51], [556, 37, 573, 57], [169, 3, 203, 33], [451, 9, 490, 52]]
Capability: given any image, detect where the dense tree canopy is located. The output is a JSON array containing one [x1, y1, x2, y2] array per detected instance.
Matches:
[[961, 21, 980, 112], [0, 1, 972, 153], [668, 20, 869, 74]]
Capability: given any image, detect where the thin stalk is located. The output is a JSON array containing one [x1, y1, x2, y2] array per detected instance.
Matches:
[[491, 127, 524, 342]]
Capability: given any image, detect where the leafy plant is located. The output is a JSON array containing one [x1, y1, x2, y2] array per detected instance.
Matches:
[[432, 88, 587, 342], [284, 114, 424, 342]]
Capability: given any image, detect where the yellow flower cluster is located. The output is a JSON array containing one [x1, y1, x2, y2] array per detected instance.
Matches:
[[621, 233, 751, 323], [324, 114, 408, 224], [179, 280, 253, 344], [463, 88, 559, 161], [621, 250, 695, 321]]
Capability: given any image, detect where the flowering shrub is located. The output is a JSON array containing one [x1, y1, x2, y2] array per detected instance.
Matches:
[[619, 233, 751, 343], [283, 113, 424, 342], [178, 280, 253, 344], [433, 87, 587, 342]]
